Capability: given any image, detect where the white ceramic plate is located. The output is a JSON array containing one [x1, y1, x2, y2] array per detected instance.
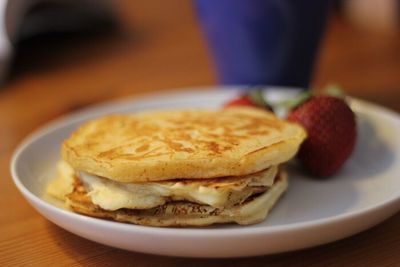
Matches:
[[11, 87, 400, 258]]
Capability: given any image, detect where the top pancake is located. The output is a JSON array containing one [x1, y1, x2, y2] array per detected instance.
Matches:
[[62, 107, 306, 182]]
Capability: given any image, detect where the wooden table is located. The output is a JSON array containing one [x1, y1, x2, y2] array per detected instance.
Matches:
[[1, 1, 399, 266]]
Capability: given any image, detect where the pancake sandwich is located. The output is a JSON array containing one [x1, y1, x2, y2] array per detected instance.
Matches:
[[48, 107, 306, 226]]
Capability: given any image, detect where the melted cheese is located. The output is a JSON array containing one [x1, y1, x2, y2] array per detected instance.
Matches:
[[79, 166, 277, 211]]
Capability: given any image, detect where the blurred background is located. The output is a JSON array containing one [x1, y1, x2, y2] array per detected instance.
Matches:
[[1, 0, 400, 147], [1, 2, 400, 263]]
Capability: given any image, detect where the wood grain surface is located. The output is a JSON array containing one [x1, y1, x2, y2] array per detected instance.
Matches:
[[1, 1, 399, 266]]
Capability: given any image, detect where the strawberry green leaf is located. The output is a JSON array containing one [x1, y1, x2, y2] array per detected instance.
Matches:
[[246, 89, 268, 107], [323, 84, 345, 98], [279, 90, 312, 110]]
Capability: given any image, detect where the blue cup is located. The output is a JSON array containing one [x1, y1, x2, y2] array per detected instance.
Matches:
[[195, 0, 332, 87]]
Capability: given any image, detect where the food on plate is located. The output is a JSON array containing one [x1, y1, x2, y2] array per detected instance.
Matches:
[[47, 107, 306, 226], [287, 95, 357, 177]]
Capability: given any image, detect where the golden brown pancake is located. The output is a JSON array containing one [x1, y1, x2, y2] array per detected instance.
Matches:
[[49, 107, 305, 226], [62, 107, 306, 182]]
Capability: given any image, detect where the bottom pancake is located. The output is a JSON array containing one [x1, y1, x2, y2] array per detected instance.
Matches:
[[65, 171, 288, 227]]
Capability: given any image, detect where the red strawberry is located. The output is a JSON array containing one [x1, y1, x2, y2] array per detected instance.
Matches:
[[223, 95, 256, 108], [223, 90, 273, 111], [287, 95, 357, 177]]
